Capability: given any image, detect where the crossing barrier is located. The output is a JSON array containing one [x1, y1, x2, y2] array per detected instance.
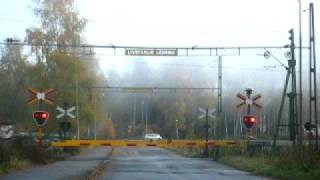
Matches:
[[51, 139, 244, 148]]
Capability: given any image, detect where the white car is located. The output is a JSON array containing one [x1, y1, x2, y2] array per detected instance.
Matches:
[[144, 133, 162, 140]]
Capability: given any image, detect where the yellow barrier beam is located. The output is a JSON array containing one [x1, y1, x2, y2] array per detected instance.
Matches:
[[51, 139, 245, 148]]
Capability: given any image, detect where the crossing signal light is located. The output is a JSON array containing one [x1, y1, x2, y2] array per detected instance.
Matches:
[[33, 111, 50, 126], [243, 115, 256, 128]]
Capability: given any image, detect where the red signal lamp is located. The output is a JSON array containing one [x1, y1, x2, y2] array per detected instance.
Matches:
[[33, 111, 50, 126], [243, 115, 256, 128]]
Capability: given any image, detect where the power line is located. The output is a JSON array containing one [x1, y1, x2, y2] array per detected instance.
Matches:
[[0, 17, 37, 23], [90, 86, 218, 93], [101, 60, 285, 72]]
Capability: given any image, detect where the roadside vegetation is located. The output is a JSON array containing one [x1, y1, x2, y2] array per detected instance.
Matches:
[[219, 146, 320, 180], [0, 0, 105, 174], [0, 0, 106, 135], [0, 136, 81, 175], [169, 144, 320, 180]]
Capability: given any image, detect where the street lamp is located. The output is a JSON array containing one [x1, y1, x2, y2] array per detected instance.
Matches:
[[176, 119, 179, 139]]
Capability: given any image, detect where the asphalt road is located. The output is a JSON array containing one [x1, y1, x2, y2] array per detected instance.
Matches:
[[101, 147, 270, 180], [0, 147, 111, 180]]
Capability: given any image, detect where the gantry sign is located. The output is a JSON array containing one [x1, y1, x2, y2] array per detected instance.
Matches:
[[125, 48, 178, 56]]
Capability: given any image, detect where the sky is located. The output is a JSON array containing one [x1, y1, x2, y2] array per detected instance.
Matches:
[[76, 0, 318, 46], [0, 0, 319, 76]]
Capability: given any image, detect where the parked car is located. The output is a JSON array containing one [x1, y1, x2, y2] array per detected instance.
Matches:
[[144, 133, 162, 140]]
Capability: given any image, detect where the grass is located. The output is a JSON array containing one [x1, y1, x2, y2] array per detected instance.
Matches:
[[167, 145, 320, 180], [0, 146, 80, 175], [0, 157, 32, 175], [218, 148, 320, 180]]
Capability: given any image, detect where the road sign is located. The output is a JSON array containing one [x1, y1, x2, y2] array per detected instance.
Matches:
[[33, 111, 50, 126], [198, 107, 216, 119], [198, 107, 206, 119], [251, 94, 262, 109], [245, 99, 252, 105], [0, 124, 14, 139], [208, 108, 216, 118], [27, 88, 56, 105], [56, 106, 76, 119], [125, 48, 178, 56], [252, 94, 262, 101], [237, 93, 247, 101], [236, 93, 262, 109]]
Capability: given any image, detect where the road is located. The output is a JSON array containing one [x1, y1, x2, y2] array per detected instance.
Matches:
[[101, 147, 270, 180], [0, 147, 111, 180], [0, 147, 271, 180]]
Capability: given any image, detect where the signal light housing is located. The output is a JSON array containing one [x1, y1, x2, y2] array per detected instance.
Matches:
[[243, 115, 256, 128], [304, 122, 316, 131], [33, 111, 50, 126], [288, 29, 294, 41]]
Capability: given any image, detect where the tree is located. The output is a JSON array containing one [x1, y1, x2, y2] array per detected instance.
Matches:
[[0, 43, 30, 127], [18, 0, 106, 137], [26, 0, 87, 63]]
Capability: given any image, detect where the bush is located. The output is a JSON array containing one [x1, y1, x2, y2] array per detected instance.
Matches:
[[0, 136, 77, 174]]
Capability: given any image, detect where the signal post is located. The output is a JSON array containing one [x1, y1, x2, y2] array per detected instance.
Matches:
[[237, 88, 262, 139], [27, 88, 55, 147]]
